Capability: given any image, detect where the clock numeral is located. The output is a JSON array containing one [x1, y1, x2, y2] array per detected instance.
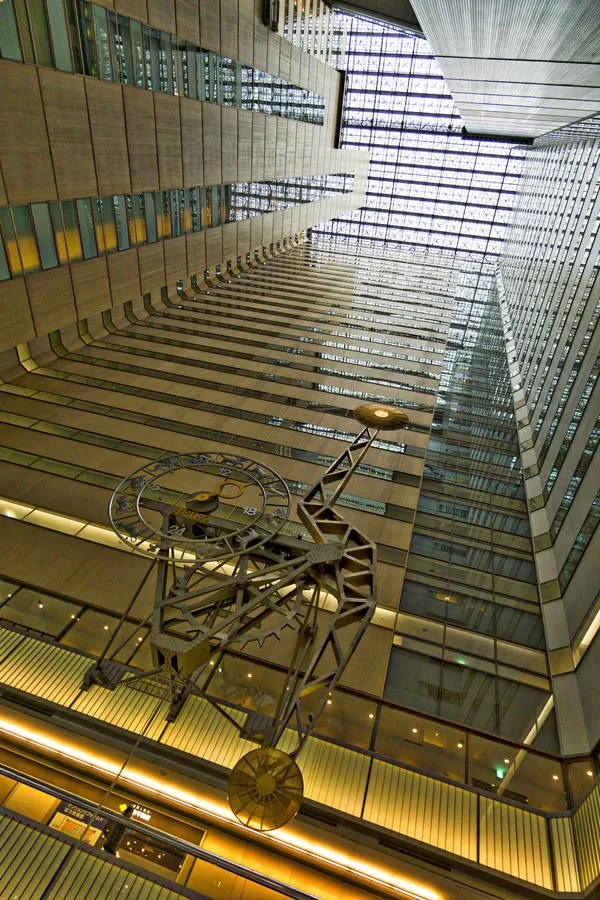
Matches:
[[168, 524, 186, 536], [243, 507, 257, 516], [219, 467, 232, 476]]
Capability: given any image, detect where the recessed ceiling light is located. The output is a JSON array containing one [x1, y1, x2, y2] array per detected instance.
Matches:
[[412, 727, 418, 734], [553, 775, 559, 781]]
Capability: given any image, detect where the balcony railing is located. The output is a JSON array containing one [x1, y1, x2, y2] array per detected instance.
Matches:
[[0, 764, 319, 900], [0, 623, 597, 894]]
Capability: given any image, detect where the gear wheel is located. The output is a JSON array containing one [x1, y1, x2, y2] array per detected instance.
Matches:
[[164, 551, 307, 652]]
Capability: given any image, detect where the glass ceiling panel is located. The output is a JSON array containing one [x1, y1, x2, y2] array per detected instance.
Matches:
[[316, 15, 526, 262]]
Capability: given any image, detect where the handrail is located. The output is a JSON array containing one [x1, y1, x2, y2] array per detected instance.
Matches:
[[0, 592, 567, 762], [0, 762, 321, 900]]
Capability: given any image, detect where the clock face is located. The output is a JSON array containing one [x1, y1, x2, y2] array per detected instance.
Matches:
[[109, 452, 291, 560]]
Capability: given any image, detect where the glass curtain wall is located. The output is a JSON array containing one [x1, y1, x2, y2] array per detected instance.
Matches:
[[314, 14, 558, 774], [0, 0, 325, 124], [0, 176, 354, 281], [391, 269, 555, 751]]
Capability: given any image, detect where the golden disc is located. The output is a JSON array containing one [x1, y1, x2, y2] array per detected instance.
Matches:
[[227, 747, 304, 831], [353, 403, 410, 431]]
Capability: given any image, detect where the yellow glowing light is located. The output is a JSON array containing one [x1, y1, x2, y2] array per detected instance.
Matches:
[[412, 727, 418, 734], [374, 409, 390, 418], [587, 771, 594, 777], [247, 673, 252, 679], [457, 742, 463, 749], [504, 758, 509, 764], [0, 715, 441, 900], [369, 713, 374, 719]]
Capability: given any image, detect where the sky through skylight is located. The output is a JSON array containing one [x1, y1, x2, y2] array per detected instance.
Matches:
[[315, 15, 526, 262]]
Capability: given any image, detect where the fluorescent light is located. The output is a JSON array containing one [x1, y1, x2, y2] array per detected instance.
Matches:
[[0, 713, 440, 900]]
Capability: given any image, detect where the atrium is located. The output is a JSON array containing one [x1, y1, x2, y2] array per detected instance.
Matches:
[[0, 2, 599, 900]]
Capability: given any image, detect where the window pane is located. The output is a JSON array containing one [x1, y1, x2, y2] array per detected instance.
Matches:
[[116, 14, 134, 84], [28, 0, 54, 67], [170, 190, 181, 236], [469, 735, 566, 812], [0, 233, 10, 281], [49, 202, 68, 264], [155, 191, 171, 239], [146, 26, 161, 90], [159, 30, 172, 92], [0, 0, 23, 61], [172, 40, 183, 96], [101, 197, 118, 252], [132, 194, 146, 244], [60, 200, 83, 262], [144, 192, 157, 242], [60, 608, 119, 655], [0, 587, 82, 637], [113, 195, 130, 250], [212, 186, 220, 226], [206, 186, 213, 227], [11, 210, 40, 271], [31, 203, 58, 270], [190, 188, 200, 231], [46, 0, 72, 71], [76, 198, 97, 259], [90, 198, 106, 254], [129, 18, 145, 88], [185, 43, 196, 99], [385, 646, 441, 714], [197, 50, 208, 101], [199, 187, 208, 229], [376, 706, 466, 783], [92, 3, 113, 80], [113, 624, 151, 666], [13, 0, 35, 62], [0, 208, 22, 275], [64, 0, 83, 73]]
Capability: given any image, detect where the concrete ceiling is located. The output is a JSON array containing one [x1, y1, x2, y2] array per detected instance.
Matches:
[[409, 0, 600, 138]]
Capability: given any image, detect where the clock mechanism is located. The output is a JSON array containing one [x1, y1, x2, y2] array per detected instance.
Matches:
[[85, 403, 409, 830]]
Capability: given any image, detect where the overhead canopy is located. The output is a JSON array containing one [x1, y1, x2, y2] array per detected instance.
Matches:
[[410, 0, 600, 138]]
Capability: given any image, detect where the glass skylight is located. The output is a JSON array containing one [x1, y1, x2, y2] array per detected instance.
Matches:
[[316, 15, 526, 262]]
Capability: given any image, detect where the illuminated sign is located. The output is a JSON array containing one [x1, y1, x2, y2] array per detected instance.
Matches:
[[132, 804, 152, 822]]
